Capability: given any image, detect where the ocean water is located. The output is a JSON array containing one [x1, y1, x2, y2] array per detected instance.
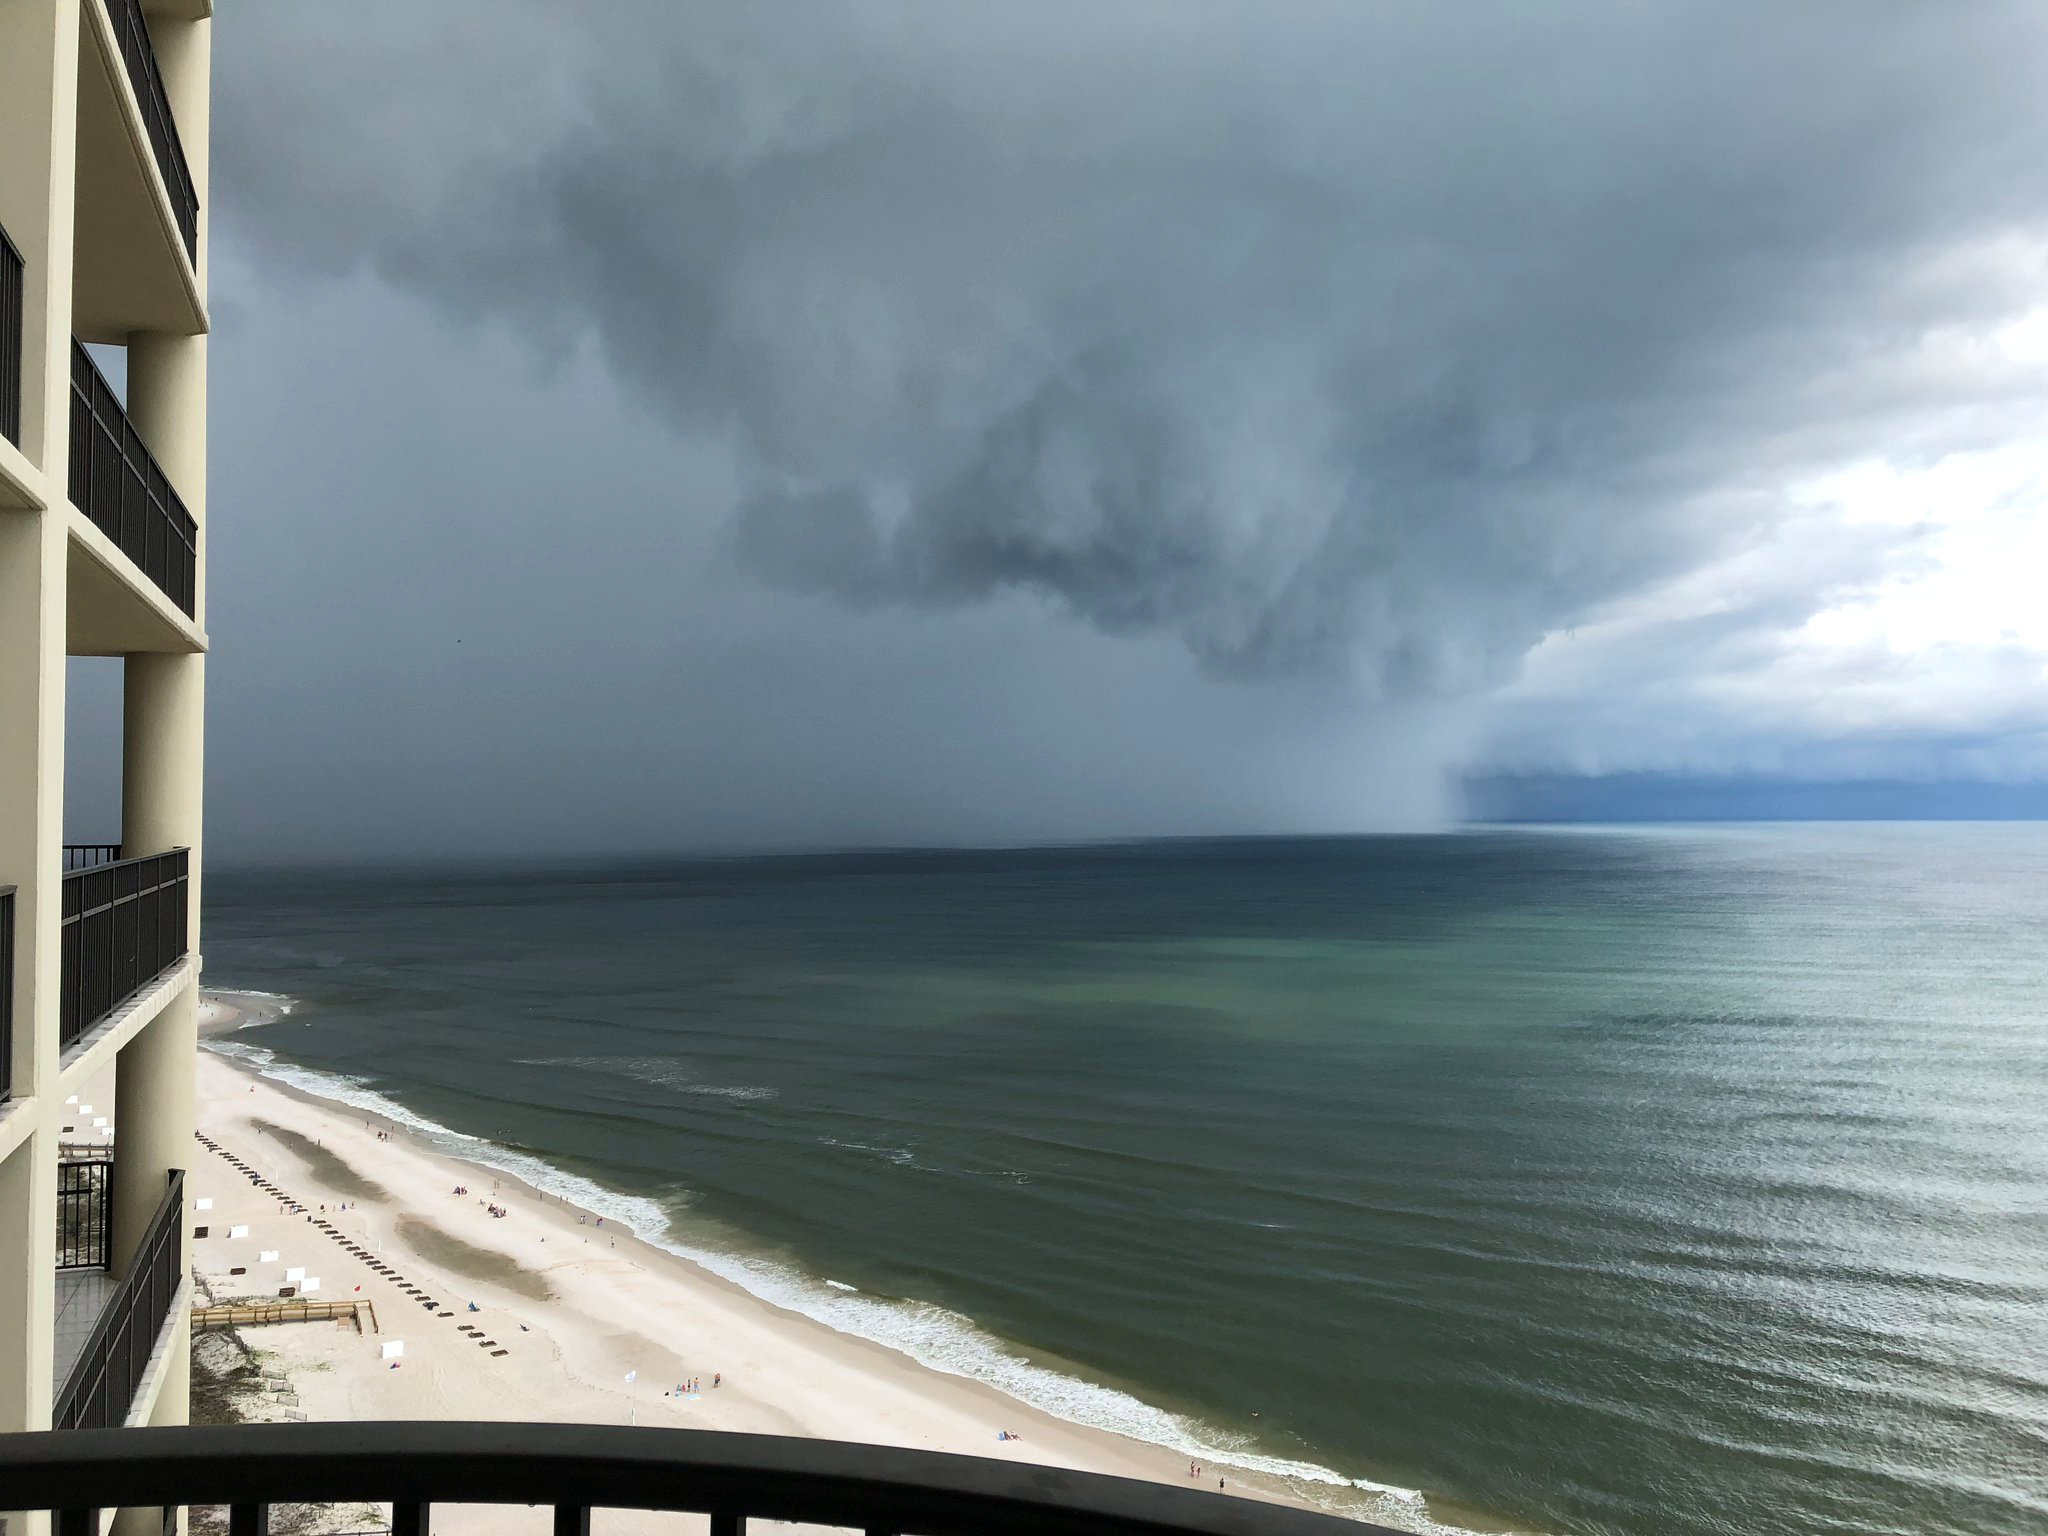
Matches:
[[203, 826, 2048, 1536]]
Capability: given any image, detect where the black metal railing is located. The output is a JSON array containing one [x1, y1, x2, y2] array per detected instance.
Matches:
[[69, 343, 198, 617], [58, 1155, 116, 1270], [1, 220, 22, 447], [59, 848, 189, 1052], [65, 844, 125, 872], [103, 0, 199, 263], [1, 885, 14, 1104], [0, 1421, 1391, 1536], [52, 1168, 184, 1432]]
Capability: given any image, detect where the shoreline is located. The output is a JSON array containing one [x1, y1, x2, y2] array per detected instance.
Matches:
[[199, 987, 298, 1036], [194, 989, 1488, 1536]]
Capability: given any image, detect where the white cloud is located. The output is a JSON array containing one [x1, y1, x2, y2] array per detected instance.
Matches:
[[1478, 319, 2048, 781]]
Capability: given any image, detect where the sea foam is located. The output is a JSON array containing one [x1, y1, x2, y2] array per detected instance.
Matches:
[[203, 1033, 1472, 1535], [208, 986, 297, 1023], [522, 1054, 779, 1101]]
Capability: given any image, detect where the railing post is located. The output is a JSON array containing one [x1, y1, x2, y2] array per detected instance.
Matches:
[[391, 1503, 429, 1536], [227, 1504, 268, 1536], [710, 1511, 744, 1536], [552, 1506, 590, 1536], [1, 886, 14, 1103], [0, 221, 21, 446]]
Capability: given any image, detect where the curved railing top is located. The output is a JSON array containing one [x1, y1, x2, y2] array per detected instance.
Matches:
[[0, 1422, 1396, 1536]]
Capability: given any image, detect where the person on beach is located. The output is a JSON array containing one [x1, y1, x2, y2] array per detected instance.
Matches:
[[712, 1372, 720, 1388]]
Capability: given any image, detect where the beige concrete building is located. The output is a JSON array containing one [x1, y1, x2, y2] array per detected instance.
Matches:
[[0, 0, 212, 1501]]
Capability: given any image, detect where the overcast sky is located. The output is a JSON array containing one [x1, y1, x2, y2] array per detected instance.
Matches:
[[70, 1, 2048, 862]]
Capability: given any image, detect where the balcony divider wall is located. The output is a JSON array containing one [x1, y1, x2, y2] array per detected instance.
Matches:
[[68, 342, 199, 617]]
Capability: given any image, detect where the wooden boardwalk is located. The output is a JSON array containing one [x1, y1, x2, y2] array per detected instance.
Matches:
[[192, 1298, 379, 1335]]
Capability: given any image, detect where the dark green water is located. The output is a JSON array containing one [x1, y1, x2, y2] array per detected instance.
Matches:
[[204, 826, 2048, 1536]]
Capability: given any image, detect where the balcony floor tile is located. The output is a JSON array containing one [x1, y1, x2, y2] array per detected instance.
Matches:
[[53, 1267, 120, 1397]]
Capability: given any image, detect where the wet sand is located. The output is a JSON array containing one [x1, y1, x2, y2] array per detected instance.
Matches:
[[247, 1118, 391, 1203], [396, 1214, 554, 1300], [193, 1047, 1345, 1536]]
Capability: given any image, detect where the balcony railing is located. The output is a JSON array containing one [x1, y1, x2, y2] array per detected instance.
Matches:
[[58, 1153, 116, 1270], [52, 1168, 184, 1432], [69, 342, 198, 617], [65, 844, 126, 872], [0, 1421, 1391, 1536], [1, 885, 14, 1103], [60, 848, 189, 1052], [104, 0, 199, 263], [1, 220, 21, 447]]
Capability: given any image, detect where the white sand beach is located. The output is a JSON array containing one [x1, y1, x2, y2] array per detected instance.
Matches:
[[190, 1003, 1327, 1532]]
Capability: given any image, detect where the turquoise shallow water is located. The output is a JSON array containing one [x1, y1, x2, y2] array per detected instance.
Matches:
[[204, 825, 2048, 1536]]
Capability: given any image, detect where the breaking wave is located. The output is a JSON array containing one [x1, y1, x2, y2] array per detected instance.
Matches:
[[203, 1029, 1468, 1534], [520, 1054, 780, 1101]]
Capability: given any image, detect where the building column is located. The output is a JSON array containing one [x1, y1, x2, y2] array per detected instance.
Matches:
[[0, 14, 80, 1525], [0, 385, 68, 1451], [125, 332, 207, 631], [0, 0, 82, 475], [109, 986, 193, 1277], [114, 11, 209, 1464], [0, 1122, 57, 1437], [0, 494, 67, 1440], [121, 651, 204, 936], [0, 495, 57, 1475], [110, 650, 201, 1411]]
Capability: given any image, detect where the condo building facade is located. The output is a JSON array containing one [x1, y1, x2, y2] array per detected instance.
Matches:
[[0, 0, 212, 1495]]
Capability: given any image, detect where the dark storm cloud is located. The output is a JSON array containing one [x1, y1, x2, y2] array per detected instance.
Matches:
[[213, 1, 2048, 700], [152, 2, 2048, 859]]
